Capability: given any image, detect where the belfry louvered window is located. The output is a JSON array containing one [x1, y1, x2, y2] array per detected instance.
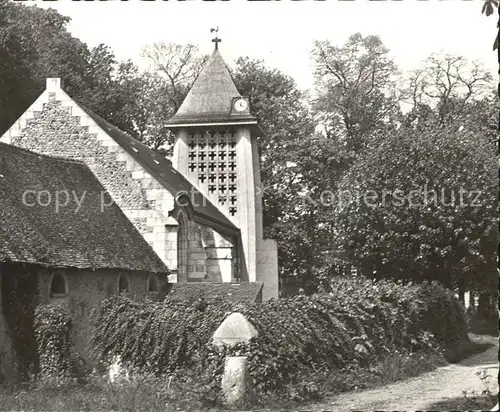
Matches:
[[188, 131, 237, 217]]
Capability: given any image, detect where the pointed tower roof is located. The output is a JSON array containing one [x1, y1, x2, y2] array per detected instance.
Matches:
[[166, 49, 258, 128]]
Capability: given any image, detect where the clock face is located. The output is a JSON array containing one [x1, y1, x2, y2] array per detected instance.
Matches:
[[234, 98, 248, 112]]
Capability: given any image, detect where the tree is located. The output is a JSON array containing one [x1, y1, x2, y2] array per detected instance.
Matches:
[[233, 58, 338, 292], [136, 42, 209, 152], [71, 45, 164, 143], [0, 3, 88, 134], [311, 33, 402, 154], [272, 133, 353, 293], [332, 121, 497, 293], [481, 0, 499, 133], [405, 53, 493, 127], [0, 3, 151, 143], [141, 42, 207, 112], [127, 71, 177, 152], [73, 44, 137, 135], [400, 52, 497, 311], [233, 58, 359, 293]]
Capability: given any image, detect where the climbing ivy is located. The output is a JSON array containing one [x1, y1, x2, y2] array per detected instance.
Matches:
[[34, 303, 73, 380], [89, 295, 236, 375], [2, 266, 39, 380], [89, 277, 468, 393]]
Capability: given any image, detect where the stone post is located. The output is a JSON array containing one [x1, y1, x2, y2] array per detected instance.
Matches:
[[212, 312, 258, 406]]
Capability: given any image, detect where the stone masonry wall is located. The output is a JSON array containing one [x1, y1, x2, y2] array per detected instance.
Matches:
[[187, 220, 213, 282], [38, 268, 163, 365], [1, 82, 237, 284], [4, 94, 174, 270]]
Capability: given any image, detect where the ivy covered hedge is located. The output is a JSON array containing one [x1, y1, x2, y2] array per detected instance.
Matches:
[[88, 276, 468, 393], [34, 303, 73, 380], [34, 303, 88, 381]]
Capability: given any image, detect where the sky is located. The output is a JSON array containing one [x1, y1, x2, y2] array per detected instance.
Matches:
[[34, 0, 498, 90]]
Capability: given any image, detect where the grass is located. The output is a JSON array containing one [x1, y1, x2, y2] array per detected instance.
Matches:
[[319, 349, 446, 394], [426, 368, 498, 411], [427, 394, 496, 411], [0, 374, 219, 412], [292, 333, 495, 402], [0, 335, 494, 411], [0, 349, 446, 412]]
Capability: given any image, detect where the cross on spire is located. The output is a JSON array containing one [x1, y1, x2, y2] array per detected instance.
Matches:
[[210, 27, 221, 50]]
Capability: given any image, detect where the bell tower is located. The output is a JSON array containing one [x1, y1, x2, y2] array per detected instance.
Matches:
[[166, 35, 278, 300]]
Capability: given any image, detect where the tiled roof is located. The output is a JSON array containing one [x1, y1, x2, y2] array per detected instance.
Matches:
[[0, 142, 168, 273], [166, 49, 257, 126], [168, 282, 263, 304], [80, 108, 239, 236]]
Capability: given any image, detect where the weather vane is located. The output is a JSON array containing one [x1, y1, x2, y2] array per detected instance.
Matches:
[[210, 27, 221, 51]]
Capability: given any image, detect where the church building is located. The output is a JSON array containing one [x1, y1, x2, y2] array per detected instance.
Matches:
[[0, 41, 279, 300]]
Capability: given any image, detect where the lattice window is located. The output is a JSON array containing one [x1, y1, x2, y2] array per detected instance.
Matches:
[[188, 131, 238, 217]]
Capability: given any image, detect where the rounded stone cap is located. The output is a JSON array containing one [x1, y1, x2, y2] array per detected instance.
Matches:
[[213, 312, 258, 346]]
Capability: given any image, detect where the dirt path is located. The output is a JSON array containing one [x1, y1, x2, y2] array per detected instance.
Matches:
[[306, 336, 499, 411]]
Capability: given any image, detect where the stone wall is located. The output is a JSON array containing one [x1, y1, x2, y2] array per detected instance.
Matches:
[[257, 239, 279, 301], [185, 219, 210, 281], [3, 92, 174, 272], [202, 226, 237, 282], [1, 82, 240, 284], [38, 268, 163, 365]]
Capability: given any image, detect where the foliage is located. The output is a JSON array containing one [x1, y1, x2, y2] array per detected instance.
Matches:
[[1, 267, 39, 381], [0, 347, 448, 411], [0, 375, 217, 412], [34, 303, 73, 380], [89, 276, 468, 395], [0, 3, 166, 149], [126, 72, 176, 152], [142, 42, 206, 112], [0, 3, 86, 134], [89, 295, 235, 376], [404, 53, 494, 129], [2, 3, 497, 296], [243, 34, 403, 291], [332, 122, 497, 292], [232, 58, 325, 290], [312, 33, 402, 153], [138, 42, 208, 153]]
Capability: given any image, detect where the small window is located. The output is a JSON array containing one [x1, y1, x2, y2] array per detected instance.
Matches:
[[50, 273, 67, 298], [147, 274, 159, 295], [118, 274, 130, 295]]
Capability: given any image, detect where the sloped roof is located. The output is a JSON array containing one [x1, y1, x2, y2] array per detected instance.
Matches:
[[0, 142, 168, 273], [166, 49, 257, 126], [168, 282, 263, 304], [81, 108, 239, 236]]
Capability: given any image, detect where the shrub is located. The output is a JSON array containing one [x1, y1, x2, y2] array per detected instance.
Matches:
[[89, 276, 469, 395], [34, 303, 73, 380], [89, 296, 235, 376]]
